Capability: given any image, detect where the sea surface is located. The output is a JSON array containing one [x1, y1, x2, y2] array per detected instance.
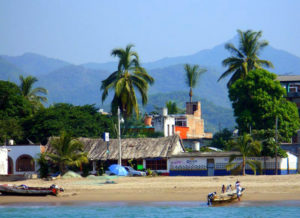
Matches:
[[0, 201, 300, 218]]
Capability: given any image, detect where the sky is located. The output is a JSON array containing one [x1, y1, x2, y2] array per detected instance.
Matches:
[[1, 0, 300, 64]]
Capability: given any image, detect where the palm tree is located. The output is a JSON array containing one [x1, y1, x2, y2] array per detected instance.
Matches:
[[101, 44, 154, 118], [46, 131, 88, 174], [184, 64, 206, 102], [19, 75, 48, 109], [218, 29, 274, 87], [226, 133, 262, 175]]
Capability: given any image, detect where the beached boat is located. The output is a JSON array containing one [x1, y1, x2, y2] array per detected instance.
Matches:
[[207, 188, 245, 205], [0, 184, 64, 196]]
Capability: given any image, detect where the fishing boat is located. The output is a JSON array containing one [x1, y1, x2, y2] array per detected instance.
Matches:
[[207, 188, 245, 205], [0, 184, 64, 196]]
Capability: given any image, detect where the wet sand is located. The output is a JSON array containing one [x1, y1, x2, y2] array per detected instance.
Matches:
[[1, 174, 300, 204]]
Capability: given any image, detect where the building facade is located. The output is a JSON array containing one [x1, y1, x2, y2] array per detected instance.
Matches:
[[150, 102, 212, 149], [169, 151, 298, 176], [1, 145, 42, 175]]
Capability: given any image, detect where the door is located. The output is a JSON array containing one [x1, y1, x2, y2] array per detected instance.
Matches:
[[8, 156, 13, 174], [207, 159, 215, 176]]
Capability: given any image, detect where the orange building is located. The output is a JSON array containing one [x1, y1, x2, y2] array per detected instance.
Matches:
[[174, 102, 212, 140]]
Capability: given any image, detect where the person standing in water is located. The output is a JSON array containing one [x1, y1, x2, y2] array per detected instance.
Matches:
[[235, 180, 241, 201]]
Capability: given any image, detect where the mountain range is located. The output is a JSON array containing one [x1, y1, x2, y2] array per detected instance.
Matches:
[[1, 37, 300, 132]]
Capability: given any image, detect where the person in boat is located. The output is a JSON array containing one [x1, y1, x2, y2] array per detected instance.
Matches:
[[226, 184, 232, 192], [235, 180, 241, 201], [221, 184, 226, 193]]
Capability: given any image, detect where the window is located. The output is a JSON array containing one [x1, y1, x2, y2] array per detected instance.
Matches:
[[175, 118, 187, 127], [146, 159, 167, 170], [172, 125, 175, 135], [16, 155, 35, 172], [193, 104, 198, 112]]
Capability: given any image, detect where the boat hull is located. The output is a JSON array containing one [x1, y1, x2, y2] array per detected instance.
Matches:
[[0, 184, 60, 196], [208, 188, 245, 205]]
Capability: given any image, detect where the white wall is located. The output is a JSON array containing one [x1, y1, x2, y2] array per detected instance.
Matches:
[[0, 148, 8, 175], [6, 145, 41, 175], [163, 117, 175, 137], [169, 153, 298, 171], [153, 116, 175, 137]]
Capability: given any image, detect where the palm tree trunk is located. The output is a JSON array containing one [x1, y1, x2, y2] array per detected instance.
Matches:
[[59, 162, 65, 175], [242, 157, 246, 175], [189, 88, 193, 102]]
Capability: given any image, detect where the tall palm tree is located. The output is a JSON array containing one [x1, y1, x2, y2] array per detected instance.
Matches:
[[184, 64, 206, 102], [46, 131, 88, 174], [101, 44, 154, 118], [19, 75, 48, 107], [226, 133, 262, 175], [218, 29, 274, 87]]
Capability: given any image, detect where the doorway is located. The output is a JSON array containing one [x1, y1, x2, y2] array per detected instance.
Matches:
[[207, 159, 215, 176], [8, 156, 13, 174]]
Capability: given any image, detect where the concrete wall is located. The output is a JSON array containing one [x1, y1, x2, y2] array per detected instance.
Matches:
[[152, 116, 175, 137], [6, 145, 41, 175], [0, 148, 8, 175], [169, 153, 298, 176]]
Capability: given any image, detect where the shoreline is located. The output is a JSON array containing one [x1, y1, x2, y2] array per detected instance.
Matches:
[[1, 174, 300, 205]]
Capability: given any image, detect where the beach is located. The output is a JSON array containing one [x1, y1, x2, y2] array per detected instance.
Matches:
[[1, 174, 300, 204]]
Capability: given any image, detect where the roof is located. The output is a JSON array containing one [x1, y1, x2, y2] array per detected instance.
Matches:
[[171, 151, 241, 158], [277, 75, 300, 83], [45, 135, 184, 161]]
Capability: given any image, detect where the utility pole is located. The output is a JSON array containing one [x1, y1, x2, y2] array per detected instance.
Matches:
[[118, 107, 122, 166], [275, 116, 278, 175]]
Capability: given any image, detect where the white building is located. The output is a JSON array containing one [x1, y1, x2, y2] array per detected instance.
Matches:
[[2, 145, 42, 175], [169, 151, 298, 176], [151, 108, 176, 137]]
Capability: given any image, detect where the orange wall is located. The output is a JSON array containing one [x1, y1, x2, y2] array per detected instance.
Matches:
[[175, 126, 189, 139]]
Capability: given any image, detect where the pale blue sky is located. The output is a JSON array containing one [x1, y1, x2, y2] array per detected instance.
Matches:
[[1, 0, 300, 64]]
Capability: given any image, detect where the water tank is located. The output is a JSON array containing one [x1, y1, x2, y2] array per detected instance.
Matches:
[[162, 107, 168, 116], [192, 141, 200, 151]]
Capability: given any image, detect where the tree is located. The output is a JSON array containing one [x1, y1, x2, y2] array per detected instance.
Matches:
[[184, 64, 206, 102], [23, 103, 116, 144], [218, 29, 273, 87], [0, 80, 32, 119], [252, 129, 287, 174], [210, 128, 232, 150], [229, 69, 300, 141], [165, 101, 179, 114], [101, 44, 154, 118], [46, 131, 88, 174], [19, 75, 48, 111], [226, 133, 262, 175], [0, 118, 24, 145]]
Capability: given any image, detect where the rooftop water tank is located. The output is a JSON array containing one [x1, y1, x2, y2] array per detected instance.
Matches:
[[192, 141, 200, 151]]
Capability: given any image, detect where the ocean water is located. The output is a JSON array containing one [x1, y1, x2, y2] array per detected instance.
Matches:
[[1, 201, 300, 218]]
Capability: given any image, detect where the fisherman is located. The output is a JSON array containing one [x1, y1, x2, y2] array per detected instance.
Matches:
[[226, 184, 232, 192], [221, 184, 226, 193], [235, 180, 241, 201]]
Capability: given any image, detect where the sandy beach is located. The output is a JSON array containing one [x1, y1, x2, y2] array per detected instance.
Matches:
[[1, 174, 300, 204]]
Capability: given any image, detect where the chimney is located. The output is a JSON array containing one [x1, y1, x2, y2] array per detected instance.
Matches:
[[162, 107, 168, 116]]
